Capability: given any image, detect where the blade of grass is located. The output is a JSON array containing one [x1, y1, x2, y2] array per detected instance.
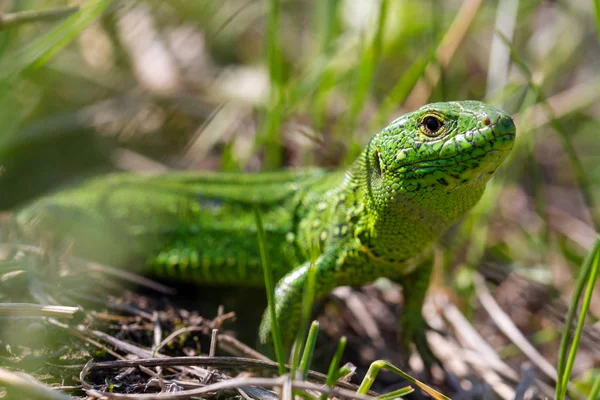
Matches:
[[589, 372, 600, 400], [337, 363, 353, 379], [295, 257, 318, 379], [254, 206, 285, 375], [298, 321, 319, 380], [291, 237, 319, 378], [0, 303, 79, 318], [474, 273, 558, 381], [0, 6, 80, 30], [555, 236, 600, 399], [315, 0, 340, 54], [376, 386, 415, 399], [319, 336, 347, 400], [356, 360, 450, 400]]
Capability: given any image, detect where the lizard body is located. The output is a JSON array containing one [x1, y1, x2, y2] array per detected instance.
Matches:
[[15, 101, 516, 357]]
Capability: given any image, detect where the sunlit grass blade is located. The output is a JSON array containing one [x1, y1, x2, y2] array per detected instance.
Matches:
[[254, 206, 285, 375], [298, 321, 319, 380], [291, 236, 319, 379], [376, 386, 414, 399], [0, 303, 78, 318], [555, 236, 600, 399], [294, 258, 318, 379], [315, 0, 340, 54], [319, 336, 347, 400], [357, 360, 450, 400]]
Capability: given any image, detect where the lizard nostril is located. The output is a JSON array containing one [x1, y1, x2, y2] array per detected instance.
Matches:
[[483, 118, 491, 126]]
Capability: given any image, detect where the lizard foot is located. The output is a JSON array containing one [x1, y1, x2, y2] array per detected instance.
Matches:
[[397, 313, 442, 369]]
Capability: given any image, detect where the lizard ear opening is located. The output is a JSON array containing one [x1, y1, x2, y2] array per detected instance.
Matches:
[[373, 149, 383, 177]]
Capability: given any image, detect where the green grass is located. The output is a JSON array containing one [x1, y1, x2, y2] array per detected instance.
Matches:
[[254, 206, 285, 374], [0, 0, 112, 150], [556, 237, 600, 399], [1, 0, 600, 398]]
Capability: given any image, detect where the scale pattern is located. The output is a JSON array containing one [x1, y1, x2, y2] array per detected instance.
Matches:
[[15, 101, 516, 356]]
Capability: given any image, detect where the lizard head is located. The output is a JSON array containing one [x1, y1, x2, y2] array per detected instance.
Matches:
[[362, 100, 515, 223]]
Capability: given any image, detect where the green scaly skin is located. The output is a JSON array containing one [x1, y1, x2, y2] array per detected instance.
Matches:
[[14, 101, 516, 360]]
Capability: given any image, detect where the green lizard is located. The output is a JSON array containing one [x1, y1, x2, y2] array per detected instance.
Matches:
[[14, 101, 515, 361]]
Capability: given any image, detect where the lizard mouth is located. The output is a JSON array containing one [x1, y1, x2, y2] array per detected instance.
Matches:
[[406, 133, 515, 171]]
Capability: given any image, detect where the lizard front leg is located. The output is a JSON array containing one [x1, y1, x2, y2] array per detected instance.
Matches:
[[257, 244, 438, 363], [258, 244, 355, 353], [393, 254, 439, 366]]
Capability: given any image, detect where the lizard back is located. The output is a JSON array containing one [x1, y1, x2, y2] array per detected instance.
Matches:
[[15, 169, 331, 286]]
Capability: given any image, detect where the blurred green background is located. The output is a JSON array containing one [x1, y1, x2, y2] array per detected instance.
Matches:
[[1, 0, 597, 212], [0, 0, 599, 397]]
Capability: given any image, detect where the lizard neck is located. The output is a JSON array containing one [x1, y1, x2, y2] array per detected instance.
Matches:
[[345, 152, 487, 264]]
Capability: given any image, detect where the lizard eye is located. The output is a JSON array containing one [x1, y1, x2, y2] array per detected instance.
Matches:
[[421, 115, 444, 137]]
